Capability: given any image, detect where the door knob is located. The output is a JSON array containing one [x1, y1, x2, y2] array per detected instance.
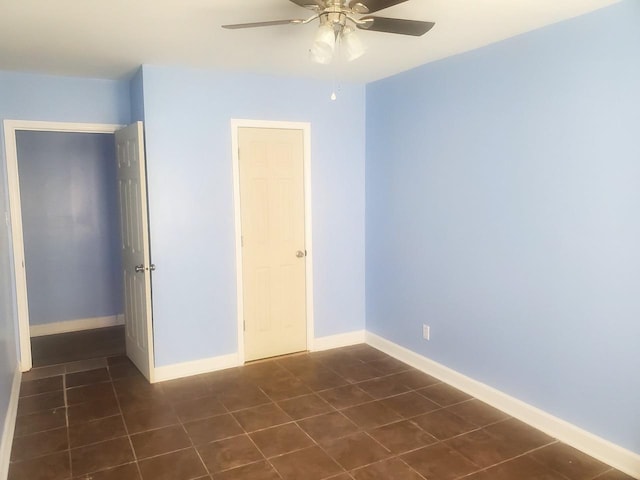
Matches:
[[135, 264, 145, 273], [296, 250, 305, 258]]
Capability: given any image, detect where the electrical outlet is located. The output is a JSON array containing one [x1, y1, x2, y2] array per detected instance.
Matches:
[[422, 324, 430, 340]]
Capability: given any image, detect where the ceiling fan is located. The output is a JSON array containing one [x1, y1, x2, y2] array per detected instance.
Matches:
[[222, 0, 435, 64]]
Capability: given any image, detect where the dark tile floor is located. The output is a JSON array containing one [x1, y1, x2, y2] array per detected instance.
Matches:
[[31, 326, 125, 367], [9, 344, 635, 480]]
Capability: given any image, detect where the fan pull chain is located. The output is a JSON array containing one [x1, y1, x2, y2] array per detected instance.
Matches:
[[331, 77, 338, 101]]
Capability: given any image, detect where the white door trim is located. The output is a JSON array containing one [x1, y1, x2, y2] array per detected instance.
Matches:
[[231, 119, 314, 364], [3, 120, 123, 372]]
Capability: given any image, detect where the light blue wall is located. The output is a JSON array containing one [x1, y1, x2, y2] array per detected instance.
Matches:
[[366, 0, 640, 454], [0, 70, 131, 450], [141, 66, 366, 367], [0, 71, 130, 125], [16, 131, 123, 326], [130, 68, 145, 122]]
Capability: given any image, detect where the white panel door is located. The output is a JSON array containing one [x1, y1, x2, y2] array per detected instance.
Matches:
[[115, 122, 154, 382], [239, 127, 307, 362]]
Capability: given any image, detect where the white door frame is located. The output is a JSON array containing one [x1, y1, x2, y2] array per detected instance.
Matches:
[[4, 120, 123, 371], [231, 119, 314, 364]]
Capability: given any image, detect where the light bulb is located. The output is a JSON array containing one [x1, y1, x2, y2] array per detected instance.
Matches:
[[331, 91, 337, 101], [341, 25, 365, 62], [310, 24, 336, 64]]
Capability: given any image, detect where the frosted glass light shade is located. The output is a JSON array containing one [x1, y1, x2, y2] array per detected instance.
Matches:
[[310, 23, 336, 64], [342, 25, 365, 62]]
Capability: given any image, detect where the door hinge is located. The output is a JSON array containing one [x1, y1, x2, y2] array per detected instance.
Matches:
[[243, 320, 246, 331], [241, 236, 244, 247]]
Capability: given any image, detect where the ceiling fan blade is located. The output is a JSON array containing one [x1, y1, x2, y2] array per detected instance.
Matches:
[[357, 16, 435, 36], [289, 0, 325, 9], [349, 0, 408, 14], [222, 19, 304, 29]]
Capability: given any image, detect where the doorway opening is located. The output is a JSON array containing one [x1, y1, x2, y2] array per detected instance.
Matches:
[[231, 119, 314, 364], [4, 120, 155, 381]]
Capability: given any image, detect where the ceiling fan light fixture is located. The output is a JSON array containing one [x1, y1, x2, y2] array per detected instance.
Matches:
[[310, 23, 336, 64], [341, 25, 365, 62]]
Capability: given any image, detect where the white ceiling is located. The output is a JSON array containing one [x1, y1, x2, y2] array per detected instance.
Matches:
[[0, 0, 619, 83]]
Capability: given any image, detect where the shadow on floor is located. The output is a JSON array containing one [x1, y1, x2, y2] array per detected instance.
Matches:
[[30, 325, 125, 367]]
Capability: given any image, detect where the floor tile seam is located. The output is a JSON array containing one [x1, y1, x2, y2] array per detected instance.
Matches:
[[177, 409, 231, 426], [13, 414, 69, 439], [379, 440, 441, 458], [277, 389, 337, 406], [453, 439, 569, 480], [69, 431, 130, 450], [346, 454, 428, 479], [354, 387, 414, 402], [470, 417, 556, 445], [435, 400, 509, 429], [424, 424, 486, 443], [178, 413, 218, 479], [15, 389, 67, 416], [466, 415, 514, 430], [525, 442, 588, 480], [593, 468, 624, 480], [440, 435, 521, 473], [74, 461, 140, 480], [238, 416, 308, 435], [295, 432, 347, 477], [107, 372, 145, 480], [247, 419, 320, 460], [361, 429, 396, 455], [256, 386, 314, 404], [300, 407, 363, 434], [337, 396, 412, 413], [71, 456, 139, 478], [62, 371, 75, 479], [9, 443, 71, 466], [398, 441, 487, 480], [323, 398, 373, 411], [135, 443, 203, 465], [209, 457, 272, 476], [220, 398, 273, 413], [241, 424, 285, 480], [66, 378, 112, 390], [313, 381, 370, 395], [414, 390, 472, 409], [18, 385, 65, 399], [64, 358, 109, 374], [276, 400, 340, 423]]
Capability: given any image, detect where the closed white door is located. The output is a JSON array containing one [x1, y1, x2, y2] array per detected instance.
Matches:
[[115, 122, 154, 381], [239, 127, 307, 362]]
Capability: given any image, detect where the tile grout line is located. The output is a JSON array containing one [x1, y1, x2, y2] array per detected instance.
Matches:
[[105, 357, 145, 480], [63, 371, 73, 480], [14, 345, 631, 480]]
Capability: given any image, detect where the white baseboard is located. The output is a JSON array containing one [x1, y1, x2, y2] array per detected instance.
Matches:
[[30, 314, 124, 337], [312, 330, 366, 352], [153, 329, 366, 384], [153, 353, 241, 383], [366, 332, 640, 479], [0, 369, 22, 479]]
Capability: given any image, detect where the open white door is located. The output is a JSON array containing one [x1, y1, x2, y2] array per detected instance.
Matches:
[[115, 122, 155, 382]]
